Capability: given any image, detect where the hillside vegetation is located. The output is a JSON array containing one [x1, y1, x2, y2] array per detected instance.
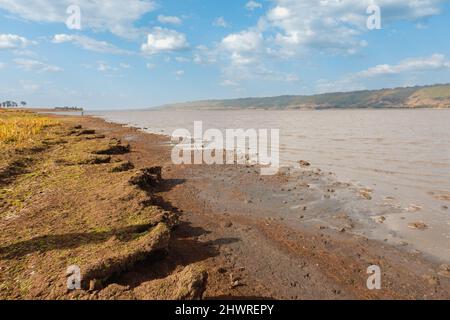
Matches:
[[158, 84, 450, 110]]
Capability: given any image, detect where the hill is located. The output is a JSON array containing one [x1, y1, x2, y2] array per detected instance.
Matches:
[[157, 84, 450, 110]]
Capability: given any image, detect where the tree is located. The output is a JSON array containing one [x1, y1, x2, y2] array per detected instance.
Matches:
[[20, 101, 27, 107]]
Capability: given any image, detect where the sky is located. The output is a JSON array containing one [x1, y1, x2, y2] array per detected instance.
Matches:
[[0, 0, 450, 110]]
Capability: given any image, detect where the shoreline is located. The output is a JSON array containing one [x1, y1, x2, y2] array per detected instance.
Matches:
[[1, 110, 449, 299], [85, 110, 450, 264]]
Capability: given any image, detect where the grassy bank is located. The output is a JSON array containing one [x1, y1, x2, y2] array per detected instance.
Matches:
[[0, 110, 206, 299]]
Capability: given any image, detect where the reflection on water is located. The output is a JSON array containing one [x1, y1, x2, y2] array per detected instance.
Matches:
[[90, 108, 450, 261]]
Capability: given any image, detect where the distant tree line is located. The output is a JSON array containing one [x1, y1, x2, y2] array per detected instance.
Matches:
[[1, 101, 27, 108]]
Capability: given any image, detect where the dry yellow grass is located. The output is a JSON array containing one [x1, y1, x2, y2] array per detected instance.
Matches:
[[0, 109, 59, 146]]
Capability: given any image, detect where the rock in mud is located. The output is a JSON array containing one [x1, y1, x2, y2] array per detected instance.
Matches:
[[359, 190, 372, 200], [77, 129, 96, 135], [223, 221, 233, 228], [408, 221, 428, 230], [129, 167, 162, 188], [298, 160, 311, 167], [376, 216, 386, 224], [79, 155, 111, 165], [217, 267, 227, 274], [95, 140, 131, 155], [111, 161, 135, 173]]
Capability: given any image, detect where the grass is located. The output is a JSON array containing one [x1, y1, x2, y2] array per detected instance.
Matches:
[[415, 85, 450, 99], [0, 109, 59, 147], [0, 110, 180, 299]]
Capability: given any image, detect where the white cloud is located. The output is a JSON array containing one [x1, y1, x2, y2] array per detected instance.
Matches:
[[141, 27, 189, 54], [213, 17, 228, 28], [175, 1, 446, 87], [267, 6, 290, 20], [246, 1, 262, 11], [0, 62, 5, 69], [262, 0, 445, 55], [0, 34, 34, 50], [358, 54, 450, 77], [146, 63, 156, 70], [221, 30, 263, 67], [0, 0, 156, 38], [14, 59, 63, 73], [119, 63, 131, 69], [315, 53, 450, 93], [52, 34, 130, 54], [222, 30, 262, 53], [157, 15, 182, 25]]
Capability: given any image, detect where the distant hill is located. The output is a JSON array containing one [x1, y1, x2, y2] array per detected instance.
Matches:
[[157, 84, 450, 110]]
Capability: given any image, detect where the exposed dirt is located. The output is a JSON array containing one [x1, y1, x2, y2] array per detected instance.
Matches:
[[1, 111, 449, 300]]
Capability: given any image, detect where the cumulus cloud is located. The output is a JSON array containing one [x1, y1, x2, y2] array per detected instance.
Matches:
[[217, 28, 300, 83], [262, 0, 445, 55], [220, 30, 265, 73], [157, 15, 182, 25], [210, 0, 445, 87], [141, 27, 189, 54], [0, 0, 156, 38], [0, 34, 35, 50], [52, 34, 131, 54], [222, 30, 262, 56], [14, 59, 63, 73]]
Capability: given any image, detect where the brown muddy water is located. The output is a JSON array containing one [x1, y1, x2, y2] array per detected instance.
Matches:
[[89, 109, 450, 262]]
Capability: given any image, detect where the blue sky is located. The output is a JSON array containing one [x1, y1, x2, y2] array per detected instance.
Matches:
[[1, 0, 450, 109]]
